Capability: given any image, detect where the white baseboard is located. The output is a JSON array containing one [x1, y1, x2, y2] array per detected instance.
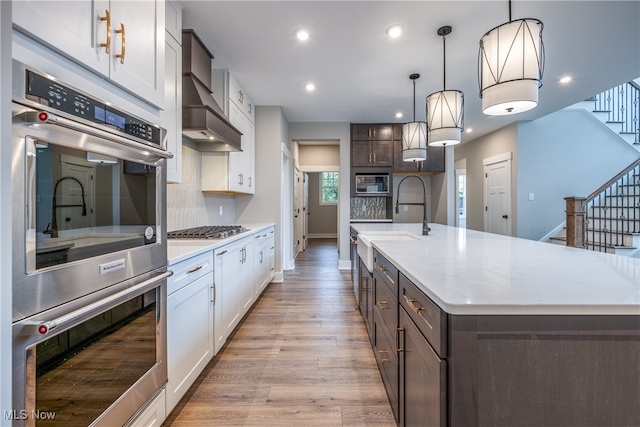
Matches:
[[338, 260, 351, 270], [272, 271, 284, 283], [308, 233, 337, 239]]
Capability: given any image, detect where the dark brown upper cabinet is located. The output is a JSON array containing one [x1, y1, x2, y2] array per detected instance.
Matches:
[[351, 124, 393, 167], [392, 124, 445, 174]]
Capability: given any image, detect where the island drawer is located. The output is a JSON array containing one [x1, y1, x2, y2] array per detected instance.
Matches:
[[373, 310, 399, 422], [373, 266, 398, 340], [373, 250, 398, 296], [168, 251, 214, 296], [399, 272, 447, 358]]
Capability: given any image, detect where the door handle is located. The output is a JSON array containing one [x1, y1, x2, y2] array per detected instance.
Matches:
[[502, 215, 508, 219]]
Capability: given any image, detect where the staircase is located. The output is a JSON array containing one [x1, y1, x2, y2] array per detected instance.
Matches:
[[573, 80, 640, 150], [549, 81, 640, 257]]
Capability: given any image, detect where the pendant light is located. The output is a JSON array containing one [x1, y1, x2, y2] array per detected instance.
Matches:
[[401, 74, 427, 162], [478, 0, 544, 115], [426, 25, 464, 147]]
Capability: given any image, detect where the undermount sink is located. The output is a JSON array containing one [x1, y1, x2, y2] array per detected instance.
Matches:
[[357, 231, 421, 273]]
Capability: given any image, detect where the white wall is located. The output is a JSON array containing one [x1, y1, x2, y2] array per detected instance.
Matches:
[[517, 109, 640, 240], [454, 124, 519, 233], [1, 1, 12, 417], [289, 123, 351, 269], [237, 106, 289, 280], [166, 142, 237, 230], [298, 145, 340, 170], [392, 175, 433, 224]]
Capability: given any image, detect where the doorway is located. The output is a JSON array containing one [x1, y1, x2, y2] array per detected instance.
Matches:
[[455, 169, 467, 229], [483, 153, 512, 236]]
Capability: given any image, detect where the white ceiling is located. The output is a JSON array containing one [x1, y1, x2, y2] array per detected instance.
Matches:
[[182, 1, 640, 144]]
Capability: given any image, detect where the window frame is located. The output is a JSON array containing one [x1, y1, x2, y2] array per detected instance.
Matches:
[[319, 171, 339, 206]]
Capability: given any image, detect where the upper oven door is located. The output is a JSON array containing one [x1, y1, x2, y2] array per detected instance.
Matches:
[[12, 102, 169, 322]]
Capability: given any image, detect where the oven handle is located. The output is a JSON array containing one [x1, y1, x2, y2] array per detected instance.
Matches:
[[20, 111, 172, 159], [21, 270, 172, 337]]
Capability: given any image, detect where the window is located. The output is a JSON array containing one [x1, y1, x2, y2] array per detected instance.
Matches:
[[320, 172, 339, 205]]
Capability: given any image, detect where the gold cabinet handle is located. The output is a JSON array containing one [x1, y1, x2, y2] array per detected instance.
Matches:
[[115, 23, 126, 64], [377, 265, 395, 285], [376, 300, 388, 310], [404, 295, 433, 330], [248, 176, 252, 188], [248, 102, 252, 114], [99, 10, 111, 54], [396, 326, 404, 356], [238, 90, 243, 104], [377, 349, 389, 363], [187, 265, 203, 274]]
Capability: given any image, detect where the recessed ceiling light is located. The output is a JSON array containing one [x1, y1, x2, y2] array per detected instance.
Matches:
[[385, 25, 402, 38], [305, 83, 315, 92], [560, 76, 572, 84], [295, 29, 309, 41], [465, 128, 473, 133], [395, 112, 403, 118]]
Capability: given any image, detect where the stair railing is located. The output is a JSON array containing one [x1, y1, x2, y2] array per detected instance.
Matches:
[[566, 159, 640, 252], [594, 81, 639, 143]]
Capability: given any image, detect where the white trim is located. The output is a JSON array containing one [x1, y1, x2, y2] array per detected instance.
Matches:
[[539, 221, 566, 242], [271, 272, 284, 283], [338, 260, 351, 270], [308, 233, 338, 239], [299, 165, 339, 172], [482, 151, 512, 166]]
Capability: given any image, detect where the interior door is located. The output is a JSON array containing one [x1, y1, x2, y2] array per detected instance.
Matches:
[[484, 158, 511, 236], [293, 168, 302, 257], [303, 172, 309, 250]]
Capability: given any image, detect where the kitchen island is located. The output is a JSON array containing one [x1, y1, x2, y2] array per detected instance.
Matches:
[[351, 223, 640, 426]]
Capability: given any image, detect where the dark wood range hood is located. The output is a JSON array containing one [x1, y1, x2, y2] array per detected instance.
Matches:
[[182, 29, 242, 152]]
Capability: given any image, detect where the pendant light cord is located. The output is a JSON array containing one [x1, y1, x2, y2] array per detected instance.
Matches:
[[508, 0, 512, 22], [442, 35, 446, 90], [412, 78, 416, 121]]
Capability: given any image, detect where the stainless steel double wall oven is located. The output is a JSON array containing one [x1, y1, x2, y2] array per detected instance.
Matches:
[[11, 61, 171, 427]]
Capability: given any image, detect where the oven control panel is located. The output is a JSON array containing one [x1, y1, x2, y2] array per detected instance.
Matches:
[[24, 70, 162, 146]]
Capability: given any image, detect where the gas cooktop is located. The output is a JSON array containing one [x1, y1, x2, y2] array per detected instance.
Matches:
[[167, 225, 247, 239]]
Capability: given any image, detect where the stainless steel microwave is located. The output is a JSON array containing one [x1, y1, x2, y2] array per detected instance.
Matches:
[[355, 174, 390, 194]]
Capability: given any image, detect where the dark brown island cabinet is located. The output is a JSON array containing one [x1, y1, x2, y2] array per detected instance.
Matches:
[[351, 124, 393, 167], [360, 249, 640, 427]]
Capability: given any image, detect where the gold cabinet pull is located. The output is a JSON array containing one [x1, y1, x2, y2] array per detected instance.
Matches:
[[115, 23, 126, 64], [99, 10, 111, 54], [248, 176, 252, 188], [396, 326, 404, 356], [248, 102, 252, 114], [404, 295, 433, 329], [376, 300, 388, 310], [187, 265, 203, 274], [377, 349, 389, 363]]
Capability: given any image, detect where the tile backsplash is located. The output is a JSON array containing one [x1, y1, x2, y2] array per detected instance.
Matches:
[[166, 143, 236, 231]]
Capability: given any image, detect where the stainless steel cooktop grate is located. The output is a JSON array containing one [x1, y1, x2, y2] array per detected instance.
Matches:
[[167, 225, 247, 239]]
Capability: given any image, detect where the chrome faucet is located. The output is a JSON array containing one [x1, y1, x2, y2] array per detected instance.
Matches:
[[395, 174, 430, 235]]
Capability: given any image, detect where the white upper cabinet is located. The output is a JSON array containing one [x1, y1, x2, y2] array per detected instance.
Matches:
[[204, 70, 255, 195], [163, 1, 182, 184], [13, 0, 165, 108]]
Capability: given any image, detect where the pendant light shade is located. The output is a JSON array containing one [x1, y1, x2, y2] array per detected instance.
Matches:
[[402, 73, 427, 162], [426, 90, 464, 146], [427, 26, 464, 147], [478, 2, 544, 115]]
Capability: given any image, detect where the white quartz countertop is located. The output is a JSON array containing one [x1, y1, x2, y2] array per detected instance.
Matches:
[[167, 223, 274, 265], [351, 223, 640, 315]]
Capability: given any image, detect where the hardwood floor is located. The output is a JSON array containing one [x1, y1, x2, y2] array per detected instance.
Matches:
[[163, 239, 395, 426]]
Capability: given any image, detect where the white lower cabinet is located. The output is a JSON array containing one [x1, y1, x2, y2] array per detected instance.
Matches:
[[253, 226, 275, 297], [127, 388, 166, 427], [166, 251, 214, 414], [214, 236, 253, 352]]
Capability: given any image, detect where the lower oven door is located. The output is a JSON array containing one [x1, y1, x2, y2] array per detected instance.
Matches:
[[11, 269, 170, 427]]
